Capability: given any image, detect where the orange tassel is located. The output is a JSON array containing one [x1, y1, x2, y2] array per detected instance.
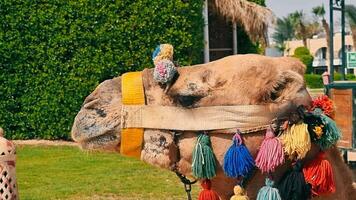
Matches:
[[303, 151, 336, 196], [198, 179, 220, 200]]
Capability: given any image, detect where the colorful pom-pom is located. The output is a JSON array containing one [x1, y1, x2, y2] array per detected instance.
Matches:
[[303, 151, 336, 196], [255, 128, 284, 173], [315, 111, 341, 150], [311, 95, 334, 116], [223, 132, 255, 178], [257, 178, 281, 200], [279, 123, 311, 159], [230, 185, 249, 200], [198, 179, 220, 200], [152, 44, 174, 64], [277, 161, 311, 200], [153, 59, 177, 84], [192, 134, 217, 179]]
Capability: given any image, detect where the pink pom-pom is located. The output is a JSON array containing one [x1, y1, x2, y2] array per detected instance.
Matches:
[[255, 127, 284, 173]]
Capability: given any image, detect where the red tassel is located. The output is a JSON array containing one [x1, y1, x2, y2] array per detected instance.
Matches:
[[198, 179, 220, 200], [303, 151, 336, 196]]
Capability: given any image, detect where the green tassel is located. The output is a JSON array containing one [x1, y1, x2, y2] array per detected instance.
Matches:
[[316, 114, 342, 150], [192, 134, 217, 179]]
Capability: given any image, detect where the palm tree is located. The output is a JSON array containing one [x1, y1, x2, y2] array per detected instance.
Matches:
[[289, 11, 308, 47], [312, 5, 330, 60], [272, 17, 295, 51], [345, 4, 356, 49]]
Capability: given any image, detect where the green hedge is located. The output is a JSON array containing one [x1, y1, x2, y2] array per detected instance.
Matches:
[[0, 0, 204, 139], [305, 73, 356, 88], [305, 74, 324, 88]]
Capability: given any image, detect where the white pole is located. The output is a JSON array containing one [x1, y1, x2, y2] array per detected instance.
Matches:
[[232, 22, 237, 54], [203, 0, 210, 63]]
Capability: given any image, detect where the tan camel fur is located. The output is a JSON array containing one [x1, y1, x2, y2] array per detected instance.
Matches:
[[72, 54, 356, 199]]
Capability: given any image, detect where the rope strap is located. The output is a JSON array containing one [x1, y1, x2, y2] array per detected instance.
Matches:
[[121, 105, 276, 131]]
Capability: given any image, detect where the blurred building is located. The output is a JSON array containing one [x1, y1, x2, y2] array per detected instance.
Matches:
[[284, 33, 354, 74]]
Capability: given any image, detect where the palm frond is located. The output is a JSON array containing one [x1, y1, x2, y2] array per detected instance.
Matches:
[[345, 4, 356, 26], [212, 0, 275, 46]]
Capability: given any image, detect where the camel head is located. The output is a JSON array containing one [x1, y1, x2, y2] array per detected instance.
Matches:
[[71, 55, 311, 152], [71, 54, 356, 200]]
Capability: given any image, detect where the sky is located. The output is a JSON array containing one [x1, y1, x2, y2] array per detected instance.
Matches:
[[266, 0, 356, 40], [266, 0, 356, 20]]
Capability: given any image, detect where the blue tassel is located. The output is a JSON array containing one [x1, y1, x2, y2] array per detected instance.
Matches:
[[223, 131, 255, 178], [257, 178, 282, 200]]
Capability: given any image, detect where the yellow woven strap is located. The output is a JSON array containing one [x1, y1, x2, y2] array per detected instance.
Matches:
[[120, 72, 145, 158]]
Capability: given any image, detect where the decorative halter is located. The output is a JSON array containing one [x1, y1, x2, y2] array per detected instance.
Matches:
[[120, 44, 341, 200]]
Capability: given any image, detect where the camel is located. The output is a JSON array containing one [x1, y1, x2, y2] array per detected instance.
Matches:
[[71, 54, 356, 199]]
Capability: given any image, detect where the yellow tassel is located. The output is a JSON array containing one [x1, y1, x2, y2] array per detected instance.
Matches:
[[279, 123, 311, 160], [230, 185, 249, 200]]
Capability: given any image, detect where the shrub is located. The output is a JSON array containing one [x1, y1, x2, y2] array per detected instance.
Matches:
[[294, 47, 314, 74], [305, 74, 323, 88], [0, 0, 204, 140], [334, 73, 356, 80]]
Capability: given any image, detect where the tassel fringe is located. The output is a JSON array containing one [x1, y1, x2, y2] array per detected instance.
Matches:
[[279, 123, 311, 159], [230, 185, 249, 200], [198, 179, 220, 200], [277, 161, 311, 200], [255, 128, 284, 173], [257, 178, 281, 200], [223, 132, 255, 178], [303, 151, 336, 196], [192, 134, 217, 179], [316, 114, 341, 150]]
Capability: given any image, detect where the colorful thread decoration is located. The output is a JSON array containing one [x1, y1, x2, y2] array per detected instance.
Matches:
[[279, 123, 311, 160], [311, 94, 334, 116], [198, 179, 220, 200], [192, 133, 217, 179], [303, 151, 336, 196], [182, 86, 340, 199], [277, 161, 311, 200], [315, 109, 341, 150], [152, 44, 174, 64], [230, 185, 249, 200], [153, 59, 177, 84], [255, 127, 284, 173], [149, 43, 343, 200], [256, 178, 281, 200], [223, 132, 255, 178], [152, 44, 177, 85]]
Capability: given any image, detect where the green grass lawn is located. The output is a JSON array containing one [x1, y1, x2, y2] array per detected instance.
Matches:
[[16, 145, 199, 200]]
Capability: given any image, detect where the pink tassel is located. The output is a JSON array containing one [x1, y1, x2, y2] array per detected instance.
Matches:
[[255, 127, 284, 173]]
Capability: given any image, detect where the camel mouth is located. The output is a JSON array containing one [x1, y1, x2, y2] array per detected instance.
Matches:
[[77, 133, 120, 151]]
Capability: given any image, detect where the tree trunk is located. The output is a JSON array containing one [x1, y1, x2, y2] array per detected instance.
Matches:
[[321, 19, 330, 59], [351, 26, 356, 50], [300, 22, 308, 47]]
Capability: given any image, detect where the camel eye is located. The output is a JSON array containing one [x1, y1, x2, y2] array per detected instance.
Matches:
[[174, 95, 203, 107], [270, 81, 286, 101]]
